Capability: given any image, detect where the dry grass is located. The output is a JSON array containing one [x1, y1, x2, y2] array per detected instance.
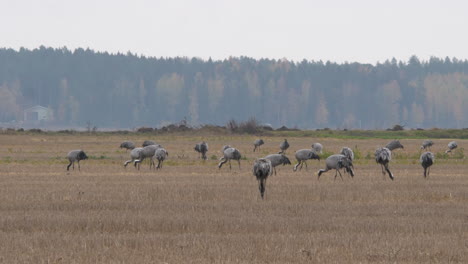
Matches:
[[0, 134, 467, 263]]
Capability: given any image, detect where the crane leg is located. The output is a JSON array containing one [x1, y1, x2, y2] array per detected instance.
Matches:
[[337, 170, 343, 181], [218, 158, 227, 169]]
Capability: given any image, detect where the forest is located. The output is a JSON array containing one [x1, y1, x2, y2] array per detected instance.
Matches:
[[0, 46, 467, 129]]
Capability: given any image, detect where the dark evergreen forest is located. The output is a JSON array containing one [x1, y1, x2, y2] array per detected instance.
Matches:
[[1, 46, 468, 129]]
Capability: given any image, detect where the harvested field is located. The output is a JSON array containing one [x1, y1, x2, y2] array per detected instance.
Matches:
[[0, 133, 467, 263]]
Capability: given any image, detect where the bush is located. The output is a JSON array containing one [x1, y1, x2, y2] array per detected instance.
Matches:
[[227, 117, 262, 134], [353, 146, 362, 160], [58, 129, 76, 134], [387, 124, 405, 131], [435, 152, 449, 159], [453, 148, 465, 159], [137, 127, 153, 133], [435, 148, 464, 159], [320, 150, 335, 160], [226, 119, 238, 132]]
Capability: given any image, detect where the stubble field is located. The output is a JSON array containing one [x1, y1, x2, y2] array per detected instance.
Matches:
[[0, 133, 467, 263]]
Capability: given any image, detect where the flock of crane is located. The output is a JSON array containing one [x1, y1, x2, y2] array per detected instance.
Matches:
[[65, 138, 459, 199]]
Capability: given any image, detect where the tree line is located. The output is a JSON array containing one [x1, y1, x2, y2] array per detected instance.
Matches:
[[0, 46, 467, 129]]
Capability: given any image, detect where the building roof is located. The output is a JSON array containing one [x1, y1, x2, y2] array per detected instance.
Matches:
[[24, 105, 48, 112]]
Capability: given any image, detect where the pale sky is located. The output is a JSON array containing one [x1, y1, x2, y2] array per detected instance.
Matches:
[[1, 0, 467, 64]]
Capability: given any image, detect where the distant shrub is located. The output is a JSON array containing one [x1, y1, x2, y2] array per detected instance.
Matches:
[[435, 152, 449, 159], [453, 148, 465, 159], [137, 127, 153, 133], [353, 146, 362, 160], [227, 117, 263, 134], [58, 129, 76, 134], [226, 119, 238, 132], [320, 150, 334, 160], [261, 124, 274, 131], [160, 123, 193, 133], [435, 148, 464, 159], [88, 155, 109, 160], [241, 118, 260, 134], [393, 152, 420, 160], [196, 125, 226, 134]]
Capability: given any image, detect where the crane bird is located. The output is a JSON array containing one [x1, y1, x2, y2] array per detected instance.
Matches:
[[420, 152, 434, 178], [253, 158, 273, 199], [153, 148, 169, 169], [194, 141, 208, 160], [279, 139, 290, 154], [340, 147, 354, 161], [66, 150, 88, 171], [264, 154, 291, 175], [340, 147, 355, 177], [317, 154, 354, 181], [375, 147, 393, 180], [218, 145, 242, 170], [311, 143, 323, 154], [120, 141, 135, 151], [293, 149, 320, 171], [124, 147, 143, 168], [420, 140, 434, 151], [253, 139, 265, 152], [445, 141, 458, 153], [134, 144, 162, 170], [385, 140, 404, 151], [142, 140, 157, 147]]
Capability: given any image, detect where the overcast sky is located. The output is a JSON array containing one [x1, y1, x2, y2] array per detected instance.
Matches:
[[1, 0, 467, 64]]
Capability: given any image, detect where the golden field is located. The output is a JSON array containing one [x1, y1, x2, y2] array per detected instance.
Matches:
[[0, 133, 467, 263]]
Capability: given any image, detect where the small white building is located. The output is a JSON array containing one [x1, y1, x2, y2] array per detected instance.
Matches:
[[24, 105, 50, 122]]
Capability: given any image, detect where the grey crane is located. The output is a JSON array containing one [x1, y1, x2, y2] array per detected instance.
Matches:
[[66, 150, 88, 171], [120, 141, 135, 151], [153, 148, 169, 169], [218, 145, 242, 170], [317, 154, 354, 180], [340, 147, 355, 177], [279, 139, 290, 154], [375, 147, 393, 180], [134, 144, 162, 170], [264, 154, 291, 175], [142, 140, 157, 147], [194, 141, 209, 160], [340, 147, 354, 161], [124, 147, 143, 168], [311, 143, 323, 154], [385, 140, 404, 151], [420, 152, 435, 178], [420, 140, 434, 151], [253, 158, 273, 199], [445, 141, 458, 153], [253, 139, 265, 152], [293, 149, 320, 171]]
